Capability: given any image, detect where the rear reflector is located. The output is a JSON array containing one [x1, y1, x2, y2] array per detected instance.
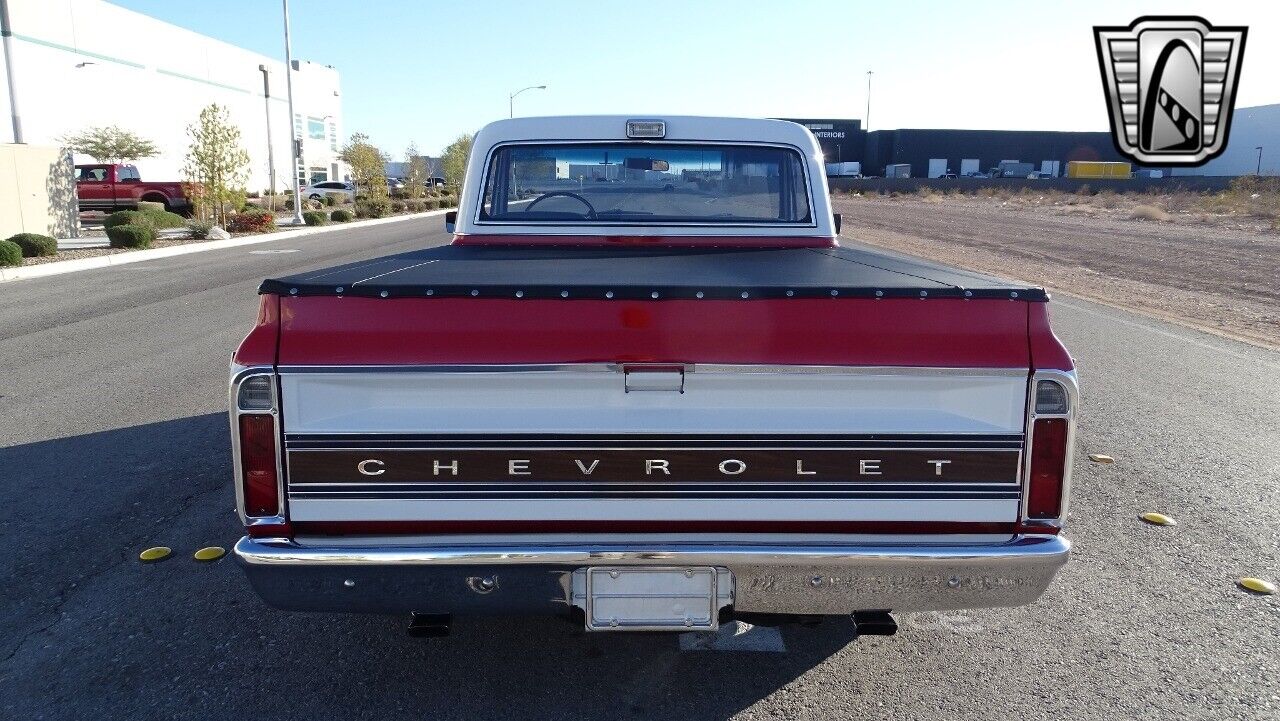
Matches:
[[1027, 418, 1068, 519], [239, 414, 280, 517]]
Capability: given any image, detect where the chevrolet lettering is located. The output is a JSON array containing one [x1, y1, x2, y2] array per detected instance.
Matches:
[[230, 116, 1076, 635]]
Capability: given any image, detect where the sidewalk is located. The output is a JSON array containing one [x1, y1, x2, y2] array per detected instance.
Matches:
[[2, 209, 447, 283]]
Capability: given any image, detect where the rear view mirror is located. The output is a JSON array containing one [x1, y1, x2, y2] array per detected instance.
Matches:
[[833, 213, 842, 234], [444, 210, 457, 234]]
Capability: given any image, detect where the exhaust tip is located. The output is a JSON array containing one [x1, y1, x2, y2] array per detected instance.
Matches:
[[853, 610, 897, 636]]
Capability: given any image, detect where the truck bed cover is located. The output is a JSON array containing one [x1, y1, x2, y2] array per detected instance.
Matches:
[[261, 245, 1046, 302]]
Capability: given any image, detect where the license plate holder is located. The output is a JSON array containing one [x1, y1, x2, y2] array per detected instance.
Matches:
[[584, 566, 719, 631]]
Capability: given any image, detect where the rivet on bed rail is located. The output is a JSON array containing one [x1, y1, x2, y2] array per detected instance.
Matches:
[[515, 290, 524, 298], [379, 290, 389, 298], [605, 291, 614, 299]]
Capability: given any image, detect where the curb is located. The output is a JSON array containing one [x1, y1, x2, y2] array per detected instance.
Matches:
[[1, 209, 450, 284]]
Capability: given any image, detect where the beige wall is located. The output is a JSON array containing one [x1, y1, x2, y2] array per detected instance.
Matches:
[[0, 144, 78, 239]]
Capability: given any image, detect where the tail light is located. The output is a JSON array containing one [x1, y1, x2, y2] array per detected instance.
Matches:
[[239, 414, 280, 517], [1027, 418, 1068, 518], [1026, 378, 1072, 520]]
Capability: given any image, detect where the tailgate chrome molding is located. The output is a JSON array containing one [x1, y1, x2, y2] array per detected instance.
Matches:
[[234, 534, 1069, 615]]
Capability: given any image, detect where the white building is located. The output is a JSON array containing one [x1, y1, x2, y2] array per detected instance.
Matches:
[[1171, 104, 1280, 177], [0, 0, 345, 193]]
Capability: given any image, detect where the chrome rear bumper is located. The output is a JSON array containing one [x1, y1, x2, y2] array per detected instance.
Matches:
[[234, 534, 1070, 616]]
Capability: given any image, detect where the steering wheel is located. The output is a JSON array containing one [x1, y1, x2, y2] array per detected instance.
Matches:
[[525, 191, 597, 219]]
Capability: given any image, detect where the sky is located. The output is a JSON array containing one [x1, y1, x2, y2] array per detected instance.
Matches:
[[112, 0, 1280, 158]]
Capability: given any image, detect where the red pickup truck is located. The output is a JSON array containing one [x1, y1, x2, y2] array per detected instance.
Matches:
[[230, 116, 1075, 638], [75, 163, 192, 214]]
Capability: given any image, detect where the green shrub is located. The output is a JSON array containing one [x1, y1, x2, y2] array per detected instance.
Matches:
[[390, 200, 406, 213], [302, 210, 328, 226], [437, 195, 455, 207], [7, 233, 57, 257], [141, 209, 187, 229], [0, 239, 22, 266], [355, 197, 390, 219], [103, 210, 149, 230], [106, 224, 155, 249], [323, 192, 342, 207], [228, 209, 277, 234], [137, 200, 166, 214], [422, 198, 439, 211], [330, 208, 354, 222], [187, 219, 215, 239]]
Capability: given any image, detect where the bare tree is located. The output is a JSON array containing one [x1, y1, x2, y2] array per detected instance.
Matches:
[[403, 142, 427, 199], [182, 104, 251, 226]]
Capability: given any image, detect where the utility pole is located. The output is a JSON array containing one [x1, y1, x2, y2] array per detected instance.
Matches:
[[282, 0, 303, 225], [258, 65, 277, 209], [1256, 146, 1264, 176], [1, 0, 23, 143], [865, 70, 873, 132]]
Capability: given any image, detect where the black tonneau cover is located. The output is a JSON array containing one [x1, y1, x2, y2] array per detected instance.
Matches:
[[260, 245, 1046, 301]]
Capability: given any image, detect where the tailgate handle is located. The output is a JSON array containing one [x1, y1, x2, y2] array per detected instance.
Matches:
[[624, 366, 685, 393]]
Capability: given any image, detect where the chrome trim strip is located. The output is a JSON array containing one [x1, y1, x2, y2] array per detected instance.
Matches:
[[472, 140, 820, 232], [275, 363, 1030, 377], [236, 534, 1069, 567]]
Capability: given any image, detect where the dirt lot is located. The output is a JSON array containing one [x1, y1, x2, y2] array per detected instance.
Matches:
[[833, 192, 1280, 349]]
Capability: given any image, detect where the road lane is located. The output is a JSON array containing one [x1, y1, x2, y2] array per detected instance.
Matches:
[[0, 220, 1276, 720]]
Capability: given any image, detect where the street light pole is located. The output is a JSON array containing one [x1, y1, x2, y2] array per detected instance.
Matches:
[[282, 0, 304, 225], [1, 0, 24, 143], [1256, 146, 1264, 176], [509, 85, 547, 118], [258, 65, 277, 210], [865, 70, 873, 132]]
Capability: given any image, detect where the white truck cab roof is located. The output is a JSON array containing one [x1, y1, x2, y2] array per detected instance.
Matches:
[[455, 115, 835, 238]]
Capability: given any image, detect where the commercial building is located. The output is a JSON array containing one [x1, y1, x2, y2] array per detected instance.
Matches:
[[775, 119, 863, 165], [0, 0, 345, 193], [783, 106, 1276, 178]]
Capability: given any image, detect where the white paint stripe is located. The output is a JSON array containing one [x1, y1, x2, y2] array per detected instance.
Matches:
[[0, 209, 451, 284], [287, 497, 1019, 522], [1054, 298, 1280, 369]]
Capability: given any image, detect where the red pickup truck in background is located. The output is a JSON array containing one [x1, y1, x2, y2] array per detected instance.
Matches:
[[75, 164, 193, 215]]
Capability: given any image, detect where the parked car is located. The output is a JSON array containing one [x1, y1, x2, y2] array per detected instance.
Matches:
[[306, 181, 354, 203], [230, 115, 1075, 636], [75, 163, 193, 214], [385, 177, 406, 191], [424, 176, 446, 188]]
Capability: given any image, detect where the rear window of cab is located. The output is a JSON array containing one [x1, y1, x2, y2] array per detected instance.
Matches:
[[480, 143, 813, 225]]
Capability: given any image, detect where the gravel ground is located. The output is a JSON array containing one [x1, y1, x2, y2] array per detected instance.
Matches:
[[833, 194, 1280, 349]]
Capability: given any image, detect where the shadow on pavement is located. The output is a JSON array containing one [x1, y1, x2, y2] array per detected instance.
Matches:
[[1, 413, 860, 720]]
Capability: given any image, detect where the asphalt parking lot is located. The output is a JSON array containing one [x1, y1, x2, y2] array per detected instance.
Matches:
[[1, 216, 1277, 720]]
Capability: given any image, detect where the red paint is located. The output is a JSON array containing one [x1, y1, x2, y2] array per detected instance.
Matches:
[[75, 163, 192, 212], [248, 521, 294, 538], [1027, 418, 1068, 519], [291, 520, 1017, 536], [452, 233, 838, 248], [1028, 302, 1074, 371], [277, 296, 1035, 367], [232, 295, 280, 366]]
